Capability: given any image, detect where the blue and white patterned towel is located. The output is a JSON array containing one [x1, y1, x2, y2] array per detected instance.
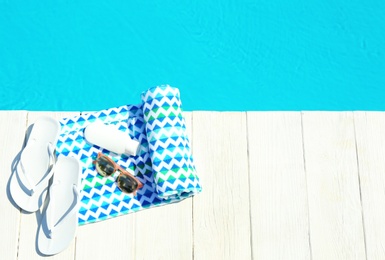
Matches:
[[56, 85, 202, 225]]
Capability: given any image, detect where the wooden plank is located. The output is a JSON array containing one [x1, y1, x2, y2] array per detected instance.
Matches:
[[133, 199, 192, 259], [354, 112, 385, 259], [75, 214, 135, 259], [302, 112, 366, 260], [192, 112, 251, 260], [247, 112, 311, 259], [0, 111, 27, 260], [17, 111, 80, 260], [133, 112, 193, 259]]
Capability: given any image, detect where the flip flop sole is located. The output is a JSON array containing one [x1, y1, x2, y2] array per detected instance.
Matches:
[[10, 116, 60, 212], [38, 156, 81, 255]]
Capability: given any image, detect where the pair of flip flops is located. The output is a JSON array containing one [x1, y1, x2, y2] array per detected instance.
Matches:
[[10, 116, 81, 255]]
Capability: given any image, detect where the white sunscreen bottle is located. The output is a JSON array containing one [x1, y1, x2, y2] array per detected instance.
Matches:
[[84, 121, 140, 156]]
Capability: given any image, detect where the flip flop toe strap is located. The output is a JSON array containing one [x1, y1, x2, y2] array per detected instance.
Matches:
[[47, 184, 79, 239]]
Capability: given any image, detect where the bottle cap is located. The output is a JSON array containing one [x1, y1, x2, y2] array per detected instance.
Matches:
[[124, 138, 140, 156]]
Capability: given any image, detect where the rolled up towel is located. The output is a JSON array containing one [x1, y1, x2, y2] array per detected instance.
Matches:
[[141, 85, 201, 199]]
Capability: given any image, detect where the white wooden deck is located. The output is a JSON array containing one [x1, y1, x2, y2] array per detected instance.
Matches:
[[1, 111, 385, 260]]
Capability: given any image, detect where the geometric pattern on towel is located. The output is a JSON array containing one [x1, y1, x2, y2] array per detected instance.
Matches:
[[142, 86, 200, 199], [55, 85, 202, 225]]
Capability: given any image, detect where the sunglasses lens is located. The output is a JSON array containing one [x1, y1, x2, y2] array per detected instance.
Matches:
[[96, 157, 115, 176], [117, 174, 138, 194]]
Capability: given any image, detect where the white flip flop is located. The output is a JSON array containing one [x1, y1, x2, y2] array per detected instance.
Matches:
[[10, 116, 61, 212], [38, 156, 81, 255]]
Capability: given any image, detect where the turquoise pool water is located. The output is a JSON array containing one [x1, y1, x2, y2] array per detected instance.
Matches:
[[1, 1, 385, 111]]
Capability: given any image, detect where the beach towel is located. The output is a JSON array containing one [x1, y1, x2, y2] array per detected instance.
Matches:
[[56, 85, 202, 225]]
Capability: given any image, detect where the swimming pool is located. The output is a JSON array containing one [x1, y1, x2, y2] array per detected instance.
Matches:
[[1, 1, 385, 111]]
